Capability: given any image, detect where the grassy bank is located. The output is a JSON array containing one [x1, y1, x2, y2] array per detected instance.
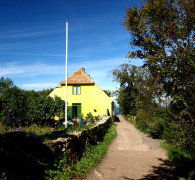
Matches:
[[0, 122, 96, 136], [160, 140, 195, 180], [45, 123, 117, 179]]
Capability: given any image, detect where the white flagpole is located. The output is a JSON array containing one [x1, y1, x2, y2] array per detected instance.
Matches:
[[65, 20, 68, 128]]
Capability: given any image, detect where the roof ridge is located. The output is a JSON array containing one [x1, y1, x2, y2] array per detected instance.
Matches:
[[60, 68, 94, 85]]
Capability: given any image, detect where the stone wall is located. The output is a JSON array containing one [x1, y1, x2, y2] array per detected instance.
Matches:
[[45, 116, 112, 161]]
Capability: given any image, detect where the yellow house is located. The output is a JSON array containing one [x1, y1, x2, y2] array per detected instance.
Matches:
[[49, 67, 113, 119]]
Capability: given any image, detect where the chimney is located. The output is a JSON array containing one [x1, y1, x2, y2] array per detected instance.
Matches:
[[81, 67, 85, 73], [87, 73, 90, 78]]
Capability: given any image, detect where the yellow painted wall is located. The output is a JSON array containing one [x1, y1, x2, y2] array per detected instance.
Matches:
[[49, 84, 113, 117]]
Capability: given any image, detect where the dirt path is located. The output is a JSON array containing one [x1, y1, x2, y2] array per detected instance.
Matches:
[[85, 115, 185, 180]]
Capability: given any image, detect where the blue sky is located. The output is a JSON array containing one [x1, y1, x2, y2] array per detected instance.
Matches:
[[0, 0, 144, 95]]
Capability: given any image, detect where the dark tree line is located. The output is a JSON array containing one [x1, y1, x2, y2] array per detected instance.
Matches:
[[0, 77, 64, 127]]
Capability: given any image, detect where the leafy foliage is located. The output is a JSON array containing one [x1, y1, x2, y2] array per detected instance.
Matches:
[[0, 77, 14, 97], [161, 140, 195, 179], [0, 80, 65, 127], [112, 64, 138, 116], [37, 88, 54, 97], [0, 86, 28, 126], [112, 64, 165, 137], [103, 89, 112, 97], [87, 112, 95, 123], [122, 0, 195, 151]]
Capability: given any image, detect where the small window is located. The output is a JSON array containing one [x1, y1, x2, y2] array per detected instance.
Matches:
[[73, 86, 77, 94], [77, 86, 80, 94], [73, 86, 81, 95]]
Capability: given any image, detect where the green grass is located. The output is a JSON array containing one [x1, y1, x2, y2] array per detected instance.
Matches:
[[0, 122, 97, 136], [0, 124, 6, 134], [160, 140, 195, 180], [0, 123, 54, 135], [44, 123, 117, 180], [66, 123, 96, 133], [26, 124, 54, 135], [26, 123, 98, 143]]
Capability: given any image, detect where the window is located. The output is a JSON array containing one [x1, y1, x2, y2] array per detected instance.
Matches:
[[73, 86, 81, 95]]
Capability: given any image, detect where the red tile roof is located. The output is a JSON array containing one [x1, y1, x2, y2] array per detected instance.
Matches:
[[60, 68, 94, 85]]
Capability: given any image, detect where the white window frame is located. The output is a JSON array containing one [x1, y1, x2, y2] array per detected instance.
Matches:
[[73, 86, 81, 95]]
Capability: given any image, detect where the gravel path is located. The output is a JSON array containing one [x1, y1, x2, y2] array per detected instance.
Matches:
[[85, 115, 185, 180]]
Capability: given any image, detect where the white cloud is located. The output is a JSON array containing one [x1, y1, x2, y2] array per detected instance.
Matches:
[[0, 52, 89, 58], [0, 57, 143, 91], [0, 61, 64, 77], [0, 25, 64, 39], [21, 82, 58, 90], [69, 57, 128, 72]]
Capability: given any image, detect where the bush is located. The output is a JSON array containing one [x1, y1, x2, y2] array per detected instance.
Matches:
[[161, 140, 195, 179], [94, 115, 101, 121], [87, 112, 95, 124], [163, 119, 195, 152], [0, 86, 65, 127], [0, 86, 28, 126]]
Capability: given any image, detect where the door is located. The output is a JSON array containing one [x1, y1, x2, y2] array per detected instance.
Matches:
[[67, 106, 72, 119], [72, 103, 81, 118]]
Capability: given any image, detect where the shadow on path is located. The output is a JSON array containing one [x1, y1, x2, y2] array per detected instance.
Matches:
[[139, 158, 186, 180], [121, 158, 187, 180]]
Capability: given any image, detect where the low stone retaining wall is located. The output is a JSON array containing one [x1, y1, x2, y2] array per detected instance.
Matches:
[[45, 116, 112, 161], [0, 116, 112, 178]]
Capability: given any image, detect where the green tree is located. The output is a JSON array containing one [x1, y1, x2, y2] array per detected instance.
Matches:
[[112, 64, 139, 116], [112, 64, 165, 137], [0, 77, 14, 97], [25, 90, 44, 125], [54, 96, 65, 119], [0, 86, 27, 126], [0, 84, 65, 127], [37, 88, 54, 97], [123, 0, 195, 150], [103, 90, 112, 97]]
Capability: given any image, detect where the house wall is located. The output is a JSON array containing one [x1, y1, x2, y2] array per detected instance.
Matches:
[[49, 84, 113, 118]]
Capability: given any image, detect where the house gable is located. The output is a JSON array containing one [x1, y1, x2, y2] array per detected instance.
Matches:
[[49, 67, 113, 117], [60, 67, 94, 85]]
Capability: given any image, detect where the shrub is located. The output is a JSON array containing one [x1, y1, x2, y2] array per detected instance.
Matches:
[[161, 140, 195, 179], [0, 86, 65, 127], [87, 112, 95, 124], [94, 115, 101, 121]]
